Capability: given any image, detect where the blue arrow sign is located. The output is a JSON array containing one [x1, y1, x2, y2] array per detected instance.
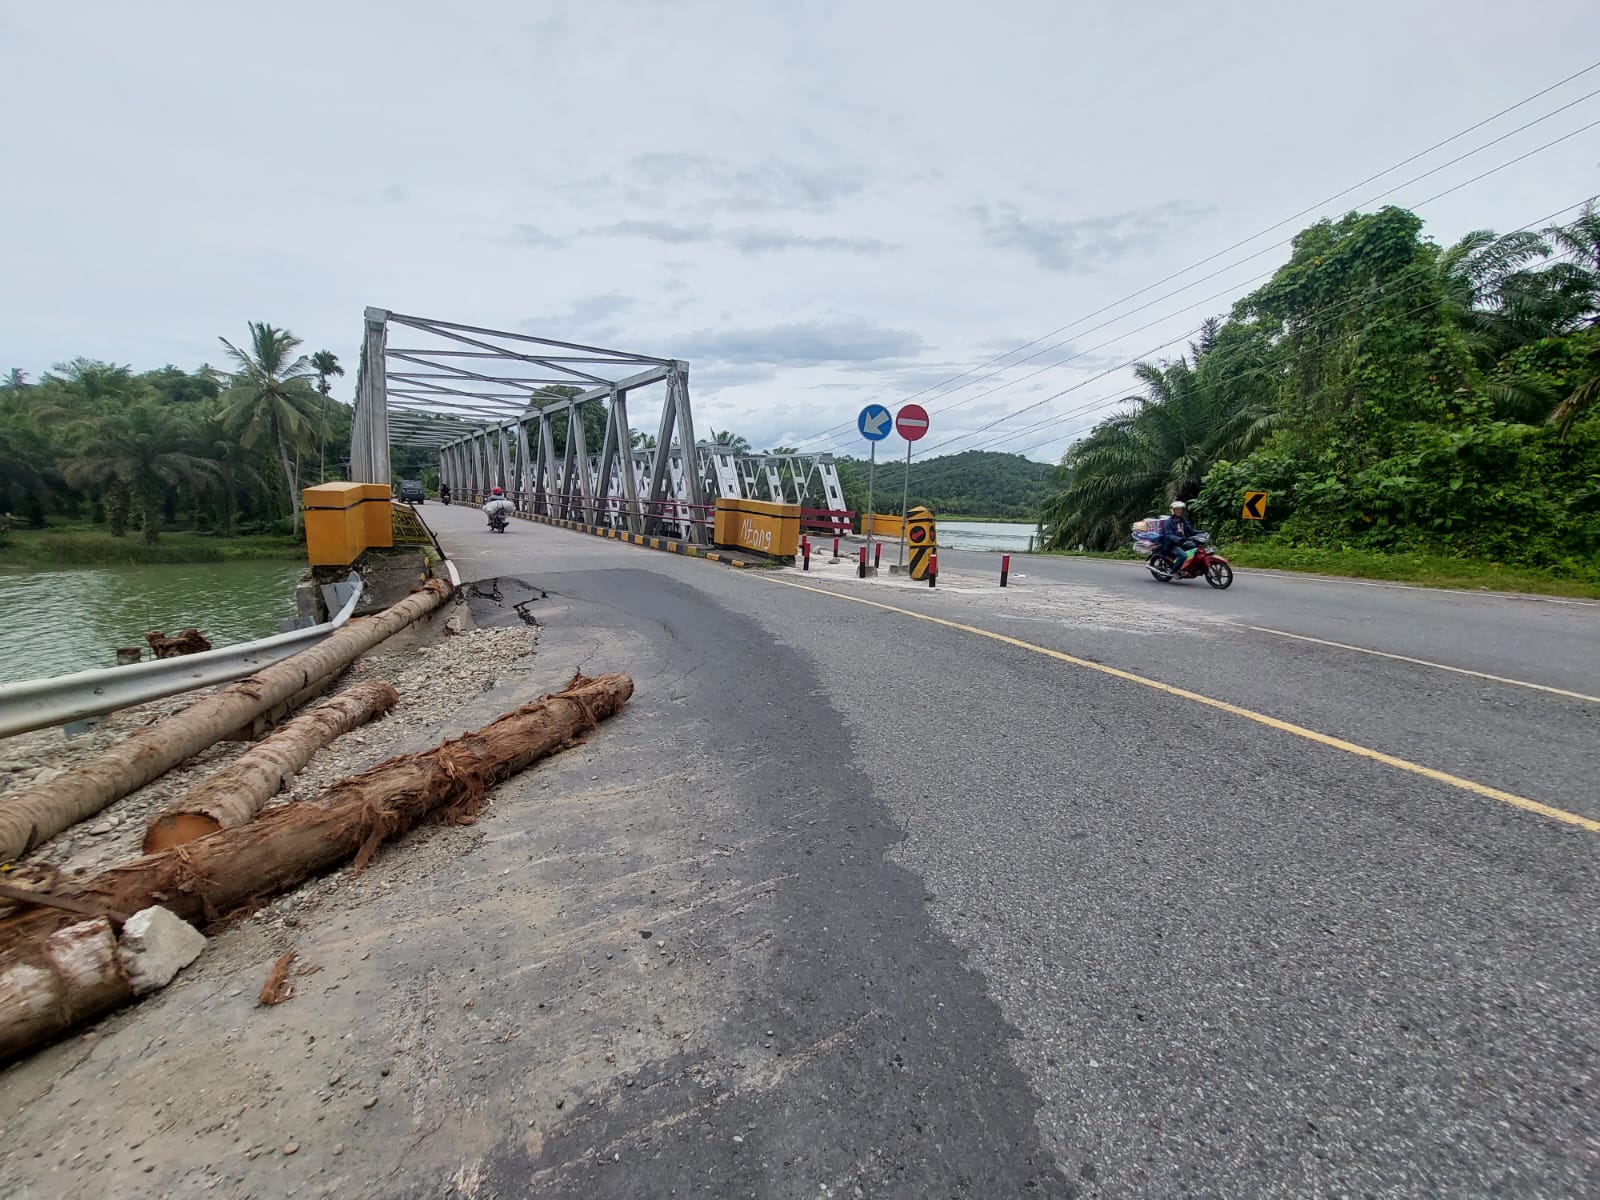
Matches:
[[858, 404, 892, 441]]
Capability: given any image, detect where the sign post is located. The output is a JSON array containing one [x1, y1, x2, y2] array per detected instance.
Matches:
[[857, 404, 892, 568], [894, 403, 930, 566]]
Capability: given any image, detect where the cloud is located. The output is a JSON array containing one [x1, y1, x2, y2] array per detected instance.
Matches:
[[974, 201, 1213, 274], [378, 184, 408, 204], [626, 153, 868, 213], [519, 292, 636, 340], [509, 224, 571, 248], [589, 220, 891, 256], [590, 220, 713, 244], [685, 319, 923, 367], [723, 228, 891, 255]]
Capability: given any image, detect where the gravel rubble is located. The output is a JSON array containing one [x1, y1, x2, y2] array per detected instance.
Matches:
[[0, 617, 538, 885]]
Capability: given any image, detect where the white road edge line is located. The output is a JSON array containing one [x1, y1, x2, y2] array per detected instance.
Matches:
[[1235, 623, 1600, 704]]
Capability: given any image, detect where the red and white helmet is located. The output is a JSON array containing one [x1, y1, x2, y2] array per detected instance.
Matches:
[[491, 486, 504, 496]]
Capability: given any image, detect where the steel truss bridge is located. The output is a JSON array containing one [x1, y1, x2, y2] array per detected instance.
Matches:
[[349, 309, 849, 544]]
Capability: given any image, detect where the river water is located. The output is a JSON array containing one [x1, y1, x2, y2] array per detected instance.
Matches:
[[934, 521, 1039, 552], [0, 561, 304, 684]]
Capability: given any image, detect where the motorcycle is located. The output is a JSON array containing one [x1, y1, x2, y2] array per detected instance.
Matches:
[[487, 510, 510, 534], [1148, 532, 1233, 589], [440, 488, 452, 506]]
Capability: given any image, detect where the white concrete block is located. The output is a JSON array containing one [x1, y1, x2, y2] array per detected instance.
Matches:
[[117, 906, 206, 995]]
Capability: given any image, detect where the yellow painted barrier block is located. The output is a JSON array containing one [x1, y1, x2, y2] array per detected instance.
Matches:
[[865, 513, 906, 538], [302, 482, 366, 567], [359, 482, 394, 549], [713, 497, 800, 558]]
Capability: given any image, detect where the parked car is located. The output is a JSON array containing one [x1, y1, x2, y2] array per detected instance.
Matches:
[[397, 479, 426, 504]]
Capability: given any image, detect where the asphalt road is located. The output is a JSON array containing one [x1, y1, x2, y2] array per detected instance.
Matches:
[[430, 505, 1600, 1197]]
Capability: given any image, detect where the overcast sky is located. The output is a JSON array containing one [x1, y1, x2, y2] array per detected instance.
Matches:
[[3, 1, 1598, 463]]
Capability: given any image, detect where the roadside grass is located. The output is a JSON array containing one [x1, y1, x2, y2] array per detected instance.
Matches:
[[1222, 543, 1600, 600], [0, 524, 305, 568], [1038, 540, 1600, 599]]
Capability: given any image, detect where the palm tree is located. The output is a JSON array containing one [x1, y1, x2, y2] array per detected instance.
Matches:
[[709, 429, 753, 455], [1434, 229, 1592, 364], [310, 350, 345, 483], [64, 401, 222, 543], [310, 350, 344, 397], [1040, 358, 1277, 550], [1544, 201, 1600, 297], [0, 394, 54, 524], [216, 323, 320, 533]]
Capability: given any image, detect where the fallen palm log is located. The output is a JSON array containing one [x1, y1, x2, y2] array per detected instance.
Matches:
[[0, 673, 631, 950], [143, 680, 401, 853], [0, 918, 126, 1060], [0, 580, 451, 864], [0, 907, 205, 1060], [222, 666, 344, 742]]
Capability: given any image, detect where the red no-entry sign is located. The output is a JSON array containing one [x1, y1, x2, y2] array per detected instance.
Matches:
[[896, 404, 930, 441]]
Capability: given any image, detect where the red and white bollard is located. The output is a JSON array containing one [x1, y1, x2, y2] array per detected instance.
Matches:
[[857, 545, 867, 579], [928, 550, 938, 588], [802, 536, 811, 571], [873, 542, 882, 570], [1000, 554, 1011, 588], [832, 536, 840, 559]]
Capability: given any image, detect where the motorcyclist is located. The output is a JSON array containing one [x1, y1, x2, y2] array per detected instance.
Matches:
[[483, 486, 513, 527], [439, 481, 451, 504], [1160, 500, 1198, 574]]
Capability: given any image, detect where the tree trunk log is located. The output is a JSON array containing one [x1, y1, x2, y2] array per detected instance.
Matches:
[[0, 580, 450, 864], [0, 674, 631, 948], [143, 680, 401, 853], [0, 917, 129, 1061], [221, 665, 343, 741]]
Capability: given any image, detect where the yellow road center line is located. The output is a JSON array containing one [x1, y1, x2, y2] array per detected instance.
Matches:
[[1234, 623, 1600, 704], [755, 575, 1600, 835]]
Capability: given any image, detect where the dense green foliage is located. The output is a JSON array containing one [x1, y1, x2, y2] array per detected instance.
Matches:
[[1041, 204, 1600, 580], [1, 327, 352, 547], [836, 450, 1055, 518]]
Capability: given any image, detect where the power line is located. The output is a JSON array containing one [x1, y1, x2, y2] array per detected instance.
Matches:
[[957, 201, 1597, 464], [872, 123, 1600, 464], [789, 60, 1600, 450], [828, 110, 1600, 463]]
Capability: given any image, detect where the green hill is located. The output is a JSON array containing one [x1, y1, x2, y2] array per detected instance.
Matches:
[[835, 450, 1055, 520]]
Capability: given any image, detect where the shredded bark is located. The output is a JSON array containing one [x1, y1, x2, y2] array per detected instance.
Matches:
[[258, 950, 298, 1006]]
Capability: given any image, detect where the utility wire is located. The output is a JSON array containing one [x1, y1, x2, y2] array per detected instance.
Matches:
[[789, 61, 1600, 450], [831, 121, 1600, 463], [951, 200, 1597, 464]]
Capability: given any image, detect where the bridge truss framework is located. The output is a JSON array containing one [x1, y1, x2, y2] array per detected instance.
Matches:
[[350, 309, 848, 544]]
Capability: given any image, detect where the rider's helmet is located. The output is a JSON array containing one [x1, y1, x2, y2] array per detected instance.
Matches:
[[492, 486, 504, 496], [1170, 500, 1186, 511]]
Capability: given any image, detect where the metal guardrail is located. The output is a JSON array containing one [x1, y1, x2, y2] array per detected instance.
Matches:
[[0, 573, 364, 740]]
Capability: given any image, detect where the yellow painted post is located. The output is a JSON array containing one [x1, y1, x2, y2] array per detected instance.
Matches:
[[302, 482, 367, 567], [906, 506, 938, 580]]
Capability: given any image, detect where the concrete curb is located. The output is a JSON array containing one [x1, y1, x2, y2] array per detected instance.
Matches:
[[518, 512, 756, 569]]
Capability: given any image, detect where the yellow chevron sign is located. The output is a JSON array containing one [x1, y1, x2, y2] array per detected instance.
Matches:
[[1242, 491, 1269, 520]]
